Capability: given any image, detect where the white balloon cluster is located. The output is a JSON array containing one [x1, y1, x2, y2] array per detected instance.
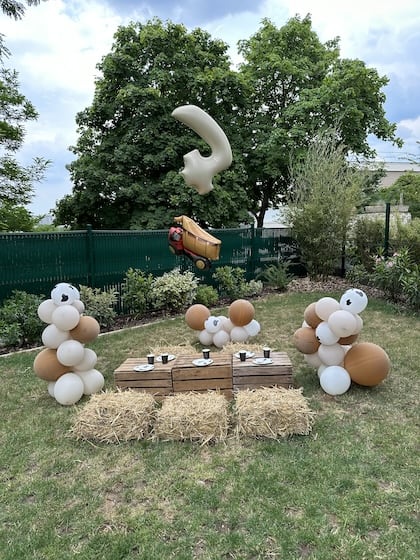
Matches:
[[185, 300, 261, 348], [293, 288, 368, 396], [34, 283, 104, 406]]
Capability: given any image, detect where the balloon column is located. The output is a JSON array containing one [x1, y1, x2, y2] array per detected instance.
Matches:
[[33, 283, 104, 405], [293, 288, 390, 396], [185, 299, 261, 348]]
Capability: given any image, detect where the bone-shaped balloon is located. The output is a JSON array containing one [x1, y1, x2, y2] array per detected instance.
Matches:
[[172, 105, 232, 195]]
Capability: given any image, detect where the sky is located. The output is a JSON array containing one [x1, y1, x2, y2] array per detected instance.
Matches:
[[1, 0, 420, 216]]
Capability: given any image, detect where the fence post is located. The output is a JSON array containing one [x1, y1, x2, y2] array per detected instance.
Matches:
[[86, 224, 95, 287], [384, 202, 391, 258]]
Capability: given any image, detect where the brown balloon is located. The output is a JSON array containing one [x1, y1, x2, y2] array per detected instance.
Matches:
[[228, 299, 255, 327], [303, 302, 322, 329], [338, 333, 359, 346], [33, 348, 70, 381], [344, 342, 390, 386], [70, 316, 100, 343], [292, 327, 320, 354], [185, 304, 210, 331]]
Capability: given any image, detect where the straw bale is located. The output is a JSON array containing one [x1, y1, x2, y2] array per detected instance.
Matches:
[[153, 391, 230, 444], [70, 390, 157, 444], [234, 386, 315, 440]]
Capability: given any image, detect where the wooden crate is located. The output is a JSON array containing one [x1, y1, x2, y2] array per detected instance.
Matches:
[[114, 357, 173, 398], [171, 353, 233, 398], [232, 351, 293, 391]]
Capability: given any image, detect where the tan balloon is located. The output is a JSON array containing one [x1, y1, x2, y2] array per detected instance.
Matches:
[[228, 299, 255, 327], [303, 302, 322, 329], [70, 316, 100, 343], [292, 327, 320, 355], [344, 342, 390, 387], [185, 304, 210, 331], [33, 348, 70, 381]]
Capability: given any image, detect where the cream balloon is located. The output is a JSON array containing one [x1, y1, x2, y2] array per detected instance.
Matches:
[[172, 105, 232, 195], [212, 329, 231, 348], [74, 348, 98, 372], [37, 299, 57, 324], [318, 343, 346, 366], [56, 340, 85, 367], [51, 305, 80, 331], [76, 369, 104, 395], [53, 372, 84, 405], [41, 324, 70, 349], [198, 329, 214, 346]]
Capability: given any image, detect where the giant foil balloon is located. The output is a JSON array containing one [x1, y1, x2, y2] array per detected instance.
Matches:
[[172, 105, 232, 195]]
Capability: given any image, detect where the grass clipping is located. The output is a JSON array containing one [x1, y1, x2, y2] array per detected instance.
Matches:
[[234, 387, 315, 440], [70, 390, 157, 444], [153, 391, 229, 445]]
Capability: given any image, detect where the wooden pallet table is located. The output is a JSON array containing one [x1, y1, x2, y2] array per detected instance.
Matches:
[[113, 357, 173, 398], [171, 353, 233, 399], [232, 351, 293, 391]]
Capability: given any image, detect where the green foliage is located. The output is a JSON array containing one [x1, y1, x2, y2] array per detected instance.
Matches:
[[372, 249, 413, 302], [0, 290, 43, 347], [401, 265, 420, 310], [286, 129, 363, 278], [241, 279, 264, 297], [150, 268, 198, 313], [348, 216, 385, 270], [378, 172, 420, 218], [345, 263, 374, 287], [121, 267, 154, 316], [78, 285, 118, 329], [212, 266, 247, 299], [391, 216, 420, 262], [257, 261, 293, 290], [193, 285, 219, 308], [0, 201, 37, 231]]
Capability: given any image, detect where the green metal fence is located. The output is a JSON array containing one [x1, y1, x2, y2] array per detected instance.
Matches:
[[0, 226, 302, 304]]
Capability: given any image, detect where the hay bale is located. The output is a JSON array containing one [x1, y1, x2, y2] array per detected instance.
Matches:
[[70, 390, 157, 443], [234, 386, 315, 440], [153, 391, 229, 444]]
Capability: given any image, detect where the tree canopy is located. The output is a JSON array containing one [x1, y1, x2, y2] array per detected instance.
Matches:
[[378, 172, 420, 219], [55, 15, 402, 230]]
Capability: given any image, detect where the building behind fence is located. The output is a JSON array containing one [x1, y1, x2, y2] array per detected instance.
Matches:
[[0, 226, 303, 305]]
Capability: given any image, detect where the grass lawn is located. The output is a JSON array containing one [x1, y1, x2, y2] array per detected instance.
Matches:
[[0, 291, 419, 560]]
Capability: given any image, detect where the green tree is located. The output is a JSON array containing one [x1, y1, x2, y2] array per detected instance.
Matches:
[[285, 129, 364, 278], [237, 16, 402, 226], [377, 172, 420, 218], [55, 19, 250, 229], [1, 0, 43, 19], [0, 200, 37, 230]]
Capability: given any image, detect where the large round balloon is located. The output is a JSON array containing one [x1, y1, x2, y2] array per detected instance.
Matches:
[[344, 342, 390, 386], [303, 302, 323, 329], [70, 315, 100, 343], [228, 299, 255, 327], [319, 366, 351, 396], [51, 305, 80, 331], [292, 327, 320, 355], [340, 288, 368, 315], [185, 304, 210, 331], [33, 348, 70, 381], [53, 372, 84, 405], [315, 297, 341, 321]]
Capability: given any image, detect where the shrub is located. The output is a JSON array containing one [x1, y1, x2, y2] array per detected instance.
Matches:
[[212, 266, 246, 299], [345, 264, 374, 287], [401, 265, 420, 310], [242, 279, 264, 297], [79, 285, 118, 329], [150, 268, 198, 313], [0, 290, 44, 347], [371, 249, 412, 302], [193, 285, 219, 308], [121, 268, 154, 316], [349, 217, 385, 270], [257, 261, 293, 290]]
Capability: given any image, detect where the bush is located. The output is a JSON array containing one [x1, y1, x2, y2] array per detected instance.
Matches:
[[150, 268, 198, 313], [371, 249, 412, 302], [401, 265, 420, 310], [212, 266, 246, 299], [241, 279, 264, 297], [257, 261, 293, 290], [349, 217, 385, 270], [193, 285, 219, 308], [0, 290, 44, 348], [79, 285, 118, 329], [345, 264, 374, 287], [121, 268, 154, 316]]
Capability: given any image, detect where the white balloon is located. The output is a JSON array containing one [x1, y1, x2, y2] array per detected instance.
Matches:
[[230, 326, 249, 343], [198, 329, 214, 346], [327, 310, 357, 338], [319, 366, 351, 395], [204, 316, 223, 333], [76, 369, 104, 395], [51, 283, 80, 306], [41, 324, 70, 349], [54, 372, 84, 405], [37, 299, 57, 324], [339, 288, 368, 314], [244, 319, 261, 337], [56, 340, 85, 367], [315, 321, 339, 345], [72, 299, 85, 314], [221, 318, 234, 334], [73, 348, 98, 371], [315, 297, 341, 321], [318, 343, 345, 366], [353, 314, 363, 334], [52, 305, 80, 331], [304, 352, 323, 368], [47, 381, 56, 397], [212, 329, 231, 348], [317, 364, 328, 378]]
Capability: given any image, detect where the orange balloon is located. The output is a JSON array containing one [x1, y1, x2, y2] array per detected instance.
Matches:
[[185, 304, 210, 331], [344, 342, 390, 386], [33, 348, 70, 381], [303, 302, 322, 329], [293, 327, 320, 354], [228, 299, 255, 327], [70, 315, 100, 343]]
